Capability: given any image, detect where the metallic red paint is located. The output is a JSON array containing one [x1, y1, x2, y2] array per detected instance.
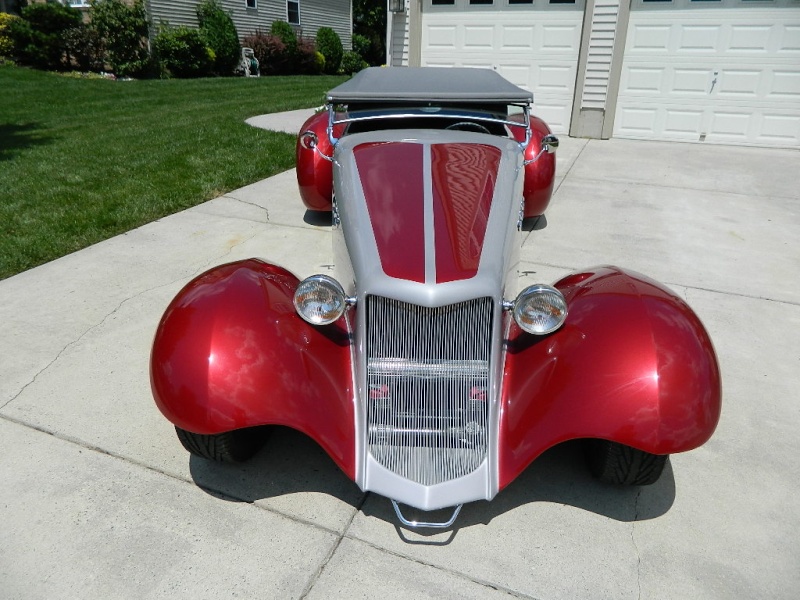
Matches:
[[431, 144, 501, 283], [150, 260, 356, 479], [355, 142, 427, 283], [509, 114, 556, 218], [498, 266, 721, 488], [295, 111, 344, 212]]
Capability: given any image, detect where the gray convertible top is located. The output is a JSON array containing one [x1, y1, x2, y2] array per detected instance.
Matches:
[[327, 67, 533, 104]]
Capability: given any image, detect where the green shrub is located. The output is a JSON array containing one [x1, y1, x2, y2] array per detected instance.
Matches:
[[153, 26, 213, 78], [352, 33, 370, 59], [296, 37, 323, 75], [270, 20, 297, 58], [314, 51, 325, 74], [315, 27, 342, 75], [243, 30, 287, 76], [63, 24, 105, 73], [0, 13, 20, 58], [10, 2, 82, 70], [89, 0, 152, 77], [340, 50, 367, 76], [197, 0, 240, 76]]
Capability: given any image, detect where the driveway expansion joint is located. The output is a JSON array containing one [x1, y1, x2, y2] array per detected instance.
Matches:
[[0, 412, 353, 538], [298, 493, 370, 599], [343, 533, 546, 599], [632, 488, 643, 600]]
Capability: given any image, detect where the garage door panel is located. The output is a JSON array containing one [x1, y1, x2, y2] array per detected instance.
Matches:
[[615, 0, 800, 147], [463, 25, 495, 48], [664, 109, 705, 135], [673, 68, 712, 94], [772, 70, 800, 98], [678, 25, 722, 52], [528, 100, 572, 132], [499, 65, 533, 88], [616, 101, 800, 146], [501, 26, 536, 50], [427, 25, 457, 49], [537, 64, 577, 91], [625, 66, 668, 94], [716, 69, 762, 97], [541, 25, 582, 52], [629, 25, 672, 52], [421, 2, 585, 134], [759, 114, 800, 144], [780, 24, 800, 52], [709, 111, 752, 141], [728, 24, 772, 52]]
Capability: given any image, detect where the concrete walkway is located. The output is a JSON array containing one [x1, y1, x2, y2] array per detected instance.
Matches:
[[1, 113, 798, 599]]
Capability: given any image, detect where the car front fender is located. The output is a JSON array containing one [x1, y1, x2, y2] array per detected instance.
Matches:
[[498, 266, 721, 488], [150, 259, 356, 479]]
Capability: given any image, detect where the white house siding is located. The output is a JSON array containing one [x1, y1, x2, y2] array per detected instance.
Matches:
[[146, 0, 351, 46], [300, 0, 352, 49]]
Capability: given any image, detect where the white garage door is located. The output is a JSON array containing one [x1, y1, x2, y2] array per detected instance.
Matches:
[[421, 0, 586, 133], [614, 0, 800, 148]]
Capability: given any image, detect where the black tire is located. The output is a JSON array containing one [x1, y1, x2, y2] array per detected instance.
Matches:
[[175, 426, 268, 463], [584, 439, 668, 486]]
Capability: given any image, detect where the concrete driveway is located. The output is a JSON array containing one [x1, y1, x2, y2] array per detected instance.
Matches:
[[1, 112, 798, 599]]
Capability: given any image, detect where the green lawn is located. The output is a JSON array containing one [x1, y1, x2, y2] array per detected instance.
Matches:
[[0, 65, 345, 280]]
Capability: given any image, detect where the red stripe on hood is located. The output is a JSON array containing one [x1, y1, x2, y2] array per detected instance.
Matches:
[[354, 142, 426, 283], [431, 144, 501, 283]]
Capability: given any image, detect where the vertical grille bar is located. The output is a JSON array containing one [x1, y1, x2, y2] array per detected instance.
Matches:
[[366, 296, 493, 486]]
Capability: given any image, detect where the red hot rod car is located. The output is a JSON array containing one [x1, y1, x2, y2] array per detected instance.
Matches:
[[151, 68, 721, 528]]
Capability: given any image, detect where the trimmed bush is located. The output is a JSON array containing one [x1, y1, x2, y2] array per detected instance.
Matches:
[[9, 2, 82, 70], [242, 30, 287, 76], [315, 27, 342, 75], [352, 33, 370, 60], [296, 37, 323, 75], [0, 13, 20, 58], [270, 20, 297, 59], [63, 24, 105, 73], [153, 26, 213, 78], [340, 51, 368, 76], [197, 0, 240, 76], [89, 0, 152, 77]]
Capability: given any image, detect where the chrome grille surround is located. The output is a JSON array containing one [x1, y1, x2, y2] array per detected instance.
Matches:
[[366, 296, 493, 486]]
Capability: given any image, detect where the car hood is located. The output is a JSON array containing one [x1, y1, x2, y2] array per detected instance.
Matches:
[[333, 129, 525, 306]]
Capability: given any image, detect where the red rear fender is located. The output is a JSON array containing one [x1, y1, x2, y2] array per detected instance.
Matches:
[[509, 114, 556, 218], [296, 111, 344, 212], [150, 259, 356, 479], [498, 266, 721, 488]]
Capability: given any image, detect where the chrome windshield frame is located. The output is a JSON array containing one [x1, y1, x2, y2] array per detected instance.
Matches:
[[325, 103, 533, 152]]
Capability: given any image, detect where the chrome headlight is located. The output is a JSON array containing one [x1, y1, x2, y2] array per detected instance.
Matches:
[[293, 275, 347, 325], [512, 284, 568, 335]]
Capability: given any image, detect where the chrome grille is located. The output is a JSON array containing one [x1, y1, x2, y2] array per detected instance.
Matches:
[[366, 296, 493, 486]]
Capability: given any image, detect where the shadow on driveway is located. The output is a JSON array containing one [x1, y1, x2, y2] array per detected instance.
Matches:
[[186, 429, 675, 536]]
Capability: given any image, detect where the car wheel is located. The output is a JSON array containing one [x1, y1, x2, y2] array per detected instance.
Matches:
[[584, 439, 668, 486], [175, 426, 268, 463]]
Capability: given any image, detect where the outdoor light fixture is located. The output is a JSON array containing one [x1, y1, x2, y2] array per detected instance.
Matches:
[[389, 0, 405, 13]]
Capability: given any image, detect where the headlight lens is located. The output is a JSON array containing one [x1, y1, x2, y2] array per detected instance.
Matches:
[[513, 284, 568, 335], [293, 275, 347, 325]]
